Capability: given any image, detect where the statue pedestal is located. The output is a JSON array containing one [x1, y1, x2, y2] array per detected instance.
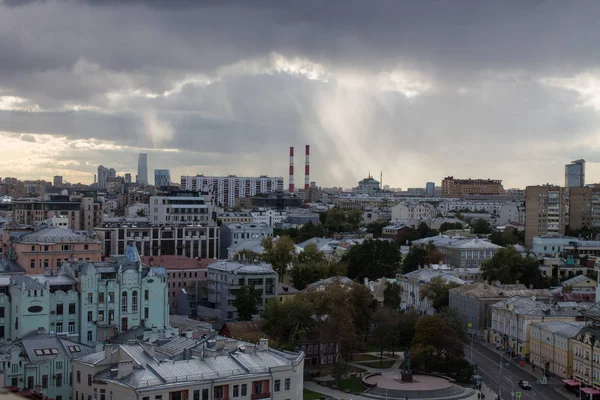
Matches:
[[401, 372, 413, 383]]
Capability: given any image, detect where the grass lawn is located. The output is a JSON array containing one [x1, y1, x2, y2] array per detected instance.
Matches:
[[355, 359, 397, 369], [350, 353, 380, 362], [303, 389, 323, 400], [328, 376, 364, 393], [310, 364, 366, 376]]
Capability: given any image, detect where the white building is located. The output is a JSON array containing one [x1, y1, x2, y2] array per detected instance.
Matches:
[[391, 202, 437, 221], [399, 269, 466, 315], [180, 175, 284, 208], [251, 209, 287, 227], [150, 192, 213, 225], [220, 223, 273, 258], [439, 200, 524, 225]]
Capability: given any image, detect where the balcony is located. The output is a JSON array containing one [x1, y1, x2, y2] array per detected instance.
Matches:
[[251, 393, 271, 400]]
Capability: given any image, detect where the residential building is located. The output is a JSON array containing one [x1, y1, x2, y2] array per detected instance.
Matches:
[[95, 223, 220, 259], [572, 327, 600, 389], [2, 226, 102, 274], [150, 192, 214, 225], [227, 240, 267, 261], [53, 176, 63, 187], [399, 269, 466, 315], [412, 235, 502, 268], [97, 165, 116, 190], [490, 296, 582, 357], [278, 282, 299, 303], [566, 159, 586, 188], [180, 175, 284, 208], [0, 331, 96, 399], [391, 202, 437, 221], [439, 199, 524, 225], [217, 212, 253, 225], [250, 209, 287, 227], [220, 223, 273, 259], [381, 224, 411, 243], [524, 186, 568, 248], [137, 153, 148, 185], [356, 175, 381, 196], [559, 275, 597, 294], [199, 261, 278, 320], [118, 190, 151, 210], [73, 338, 304, 400], [529, 321, 583, 379], [449, 283, 552, 331], [441, 176, 505, 198], [154, 169, 171, 187], [426, 182, 435, 196]]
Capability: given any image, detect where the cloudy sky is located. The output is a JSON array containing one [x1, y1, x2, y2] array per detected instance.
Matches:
[[1, 0, 600, 189]]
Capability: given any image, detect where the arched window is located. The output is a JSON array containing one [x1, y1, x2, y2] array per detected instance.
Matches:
[[121, 291, 128, 313], [132, 291, 138, 313]]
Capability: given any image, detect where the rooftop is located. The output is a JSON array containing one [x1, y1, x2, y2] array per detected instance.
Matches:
[[560, 274, 596, 287], [490, 296, 582, 317], [529, 321, 585, 338], [403, 269, 466, 285], [12, 227, 100, 244], [209, 261, 276, 275], [140, 255, 215, 270], [450, 282, 551, 299]]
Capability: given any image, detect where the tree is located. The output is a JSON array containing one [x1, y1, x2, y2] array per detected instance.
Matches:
[[489, 230, 519, 247], [402, 245, 428, 273], [411, 315, 465, 372], [136, 208, 146, 217], [372, 307, 402, 363], [471, 218, 492, 234], [439, 222, 464, 232], [424, 243, 445, 265], [261, 297, 314, 349], [480, 247, 545, 287], [233, 249, 263, 264], [331, 360, 348, 387], [290, 262, 327, 291], [438, 307, 468, 343], [420, 276, 460, 312], [364, 221, 389, 238], [383, 281, 402, 310], [343, 239, 401, 281], [232, 285, 261, 321], [262, 236, 296, 282]]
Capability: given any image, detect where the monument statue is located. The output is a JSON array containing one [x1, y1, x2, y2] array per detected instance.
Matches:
[[404, 347, 411, 372]]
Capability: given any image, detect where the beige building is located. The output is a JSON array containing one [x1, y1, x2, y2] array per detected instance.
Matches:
[[441, 176, 504, 198], [524, 186, 568, 248], [529, 321, 583, 379], [572, 327, 600, 389]]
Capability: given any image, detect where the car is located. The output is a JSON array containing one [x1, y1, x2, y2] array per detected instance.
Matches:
[[519, 380, 532, 390]]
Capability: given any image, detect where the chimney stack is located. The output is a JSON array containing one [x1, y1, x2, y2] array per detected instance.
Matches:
[[289, 147, 295, 193], [305, 145, 310, 190]]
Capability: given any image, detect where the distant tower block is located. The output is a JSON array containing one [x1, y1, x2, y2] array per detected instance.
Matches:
[[305, 145, 310, 190], [289, 146, 295, 193]]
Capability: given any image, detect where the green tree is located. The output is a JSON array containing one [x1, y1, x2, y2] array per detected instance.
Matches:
[[439, 222, 464, 232], [383, 281, 402, 310], [411, 315, 464, 366], [262, 236, 296, 282], [342, 239, 401, 281], [261, 297, 314, 349], [420, 276, 461, 312], [402, 245, 428, 273], [372, 307, 402, 363], [471, 218, 492, 234], [290, 262, 327, 291], [480, 247, 544, 287], [364, 221, 389, 238], [331, 360, 348, 387], [233, 249, 263, 264], [232, 285, 261, 321], [438, 307, 468, 343]]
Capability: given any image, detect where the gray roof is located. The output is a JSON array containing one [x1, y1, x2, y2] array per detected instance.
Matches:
[[0, 257, 25, 274], [490, 296, 582, 317], [304, 276, 353, 292], [209, 261, 276, 275], [450, 283, 552, 299], [403, 269, 466, 285], [529, 321, 584, 338], [227, 239, 266, 254], [412, 234, 502, 250], [560, 274, 596, 287], [156, 337, 199, 358], [20, 333, 96, 363], [12, 227, 100, 244], [9, 274, 77, 289]]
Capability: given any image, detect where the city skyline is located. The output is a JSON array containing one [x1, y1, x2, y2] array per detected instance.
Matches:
[[2, 1, 600, 188]]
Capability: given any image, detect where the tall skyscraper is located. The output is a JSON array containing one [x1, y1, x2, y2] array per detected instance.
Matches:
[[53, 175, 63, 187], [425, 182, 435, 196], [97, 165, 108, 189], [565, 159, 585, 188], [137, 153, 148, 185], [154, 169, 171, 187]]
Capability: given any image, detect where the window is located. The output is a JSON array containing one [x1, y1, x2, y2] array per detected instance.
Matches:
[[98, 310, 104, 321], [56, 373, 63, 387], [56, 361, 63, 369], [44, 245, 49, 251], [233, 385, 240, 397], [145, 290, 149, 300], [42, 374, 48, 388], [121, 292, 128, 312], [27, 376, 34, 389], [88, 374, 92, 386], [69, 303, 76, 314], [57, 304, 64, 314], [132, 291, 138, 312], [285, 378, 290, 391], [56, 258, 61, 268], [100, 389, 106, 400], [274, 380, 280, 392], [56, 322, 63, 333], [69, 321, 75, 333], [145, 308, 149, 319], [88, 311, 93, 322], [202, 389, 209, 400], [254, 382, 262, 394], [88, 331, 93, 341], [155, 396, 163, 400], [143, 398, 150, 400], [193, 390, 200, 400], [88, 293, 93, 304], [31, 245, 35, 251], [0, 326, 4, 338], [99, 292, 105, 303], [215, 386, 224, 399], [0, 307, 4, 319], [84, 244, 89, 250], [77, 371, 81, 383], [30, 259, 35, 269], [108, 291, 115, 303]]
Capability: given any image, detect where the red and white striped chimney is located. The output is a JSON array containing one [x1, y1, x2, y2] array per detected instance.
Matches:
[[289, 146, 295, 193], [305, 145, 310, 190]]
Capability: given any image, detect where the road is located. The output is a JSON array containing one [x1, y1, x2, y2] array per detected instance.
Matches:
[[466, 341, 570, 400]]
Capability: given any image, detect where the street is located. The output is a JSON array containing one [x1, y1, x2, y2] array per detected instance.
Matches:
[[466, 341, 571, 400]]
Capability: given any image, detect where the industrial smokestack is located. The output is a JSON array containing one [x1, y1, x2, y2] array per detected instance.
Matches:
[[289, 147, 295, 193], [305, 145, 310, 190]]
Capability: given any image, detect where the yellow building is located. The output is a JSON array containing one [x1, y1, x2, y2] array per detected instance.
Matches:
[[490, 296, 582, 358], [529, 321, 583, 379], [572, 328, 600, 389]]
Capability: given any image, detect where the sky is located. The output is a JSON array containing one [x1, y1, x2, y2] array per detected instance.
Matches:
[[1, 0, 600, 189]]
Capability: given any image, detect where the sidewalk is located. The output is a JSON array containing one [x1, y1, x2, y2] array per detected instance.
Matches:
[[467, 383, 497, 400]]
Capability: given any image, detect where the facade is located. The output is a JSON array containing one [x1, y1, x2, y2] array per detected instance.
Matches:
[[412, 235, 502, 268], [356, 176, 381, 196], [439, 199, 524, 225], [180, 175, 284, 208], [73, 338, 304, 400], [154, 169, 171, 187], [98, 166, 116, 190], [449, 283, 552, 331], [565, 159, 586, 188], [391, 202, 437, 221], [399, 269, 466, 315], [441, 177, 505, 198], [150, 192, 214, 225], [246, 192, 304, 210], [567, 186, 600, 231], [217, 212, 253, 225], [524, 186, 568, 248], [137, 153, 148, 185], [220, 223, 273, 259], [201, 261, 278, 320], [94, 224, 220, 259], [426, 182, 435, 196], [572, 327, 600, 389], [250, 209, 287, 227], [490, 296, 581, 358], [3, 227, 102, 274], [559, 275, 597, 294], [529, 321, 583, 379], [381, 224, 410, 242]]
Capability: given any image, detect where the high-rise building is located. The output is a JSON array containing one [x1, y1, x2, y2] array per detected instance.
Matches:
[[53, 175, 63, 187], [441, 176, 505, 198], [180, 175, 284, 208], [524, 185, 568, 248], [426, 182, 435, 196], [137, 153, 148, 185], [154, 169, 171, 187], [97, 166, 116, 190], [565, 159, 586, 188], [124, 173, 132, 184]]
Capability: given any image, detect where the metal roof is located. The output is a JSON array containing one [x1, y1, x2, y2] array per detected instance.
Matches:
[[209, 261, 275, 275], [13, 227, 100, 244]]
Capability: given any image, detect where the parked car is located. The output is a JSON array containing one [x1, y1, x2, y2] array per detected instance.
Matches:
[[519, 380, 532, 390]]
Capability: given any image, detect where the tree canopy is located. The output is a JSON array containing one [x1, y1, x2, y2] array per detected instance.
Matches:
[[420, 276, 460, 312], [232, 285, 262, 321], [232, 249, 263, 264], [439, 222, 464, 232], [480, 247, 545, 287], [402, 243, 444, 274], [383, 281, 402, 310], [342, 239, 401, 281], [470, 218, 492, 234], [261, 236, 296, 281], [289, 244, 329, 290]]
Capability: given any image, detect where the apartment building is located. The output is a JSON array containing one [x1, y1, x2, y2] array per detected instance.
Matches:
[[449, 283, 552, 331], [391, 202, 437, 221], [441, 177, 505, 198], [150, 192, 214, 225], [200, 261, 278, 320], [220, 223, 273, 259], [524, 186, 568, 248], [2, 227, 102, 274], [439, 200, 524, 225], [572, 327, 600, 389], [180, 175, 284, 208], [95, 223, 220, 259], [250, 209, 287, 227], [73, 338, 304, 400], [529, 321, 583, 379]]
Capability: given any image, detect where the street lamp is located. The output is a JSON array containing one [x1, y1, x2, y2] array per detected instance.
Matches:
[[468, 323, 474, 365]]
